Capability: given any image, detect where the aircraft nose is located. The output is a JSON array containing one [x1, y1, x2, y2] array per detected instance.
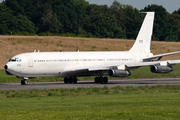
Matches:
[[4, 65, 13, 75], [4, 65, 8, 70]]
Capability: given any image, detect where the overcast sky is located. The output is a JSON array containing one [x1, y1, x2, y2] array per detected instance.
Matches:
[[0, 0, 179, 13]]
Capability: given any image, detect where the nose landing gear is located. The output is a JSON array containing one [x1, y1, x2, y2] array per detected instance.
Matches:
[[21, 79, 28, 85]]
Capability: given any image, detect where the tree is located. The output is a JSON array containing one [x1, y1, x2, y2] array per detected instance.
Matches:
[[40, 9, 61, 33], [110, 0, 138, 11], [142, 4, 170, 41], [52, 0, 89, 34], [0, 3, 14, 34], [167, 13, 180, 41], [86, 4, 111, 16], [4, 0, 25, 15], [110, 0, 142, 39], [124, 7, 143, 39], [172, 8, 180, 15], [12, 14, 35, 33], [0, 3, 35, 34], [84, 14, 125, 38], [110, 0, 125, 10]]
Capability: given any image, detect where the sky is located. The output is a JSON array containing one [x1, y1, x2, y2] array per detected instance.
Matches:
[[0, 0, 179, 13], [86, 0, 180, 13]]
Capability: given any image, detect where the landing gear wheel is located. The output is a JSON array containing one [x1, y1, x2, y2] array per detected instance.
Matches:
[[103, 77, 108, 84], [21, 80, 28, 85], [64, 77, 68, 83], [99, 77, 104, 83], [69, 77, 73, 83], [94, 77, 108, 84], [21, 80, 24, 85], [24, 80, 28, 85], [95, 77, 99, 83], [73, 77, 77, 83], [64, 77, 78, 84]]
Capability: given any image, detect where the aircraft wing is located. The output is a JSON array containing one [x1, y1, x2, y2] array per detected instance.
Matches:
[[61, 60, 180, 76], [126, 60, 180, 67], [143, 51, 180, 62], [61, 65, 111, 76]]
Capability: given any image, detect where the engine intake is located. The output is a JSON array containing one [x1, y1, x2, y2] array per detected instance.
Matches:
[[150, 65, 173, 73], [108, 69, 131, 77]]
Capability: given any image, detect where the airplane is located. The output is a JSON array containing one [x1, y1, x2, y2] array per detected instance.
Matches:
[[4, 12, 180, 85]]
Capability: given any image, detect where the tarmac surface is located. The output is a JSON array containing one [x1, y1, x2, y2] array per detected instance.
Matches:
[[1, 78, 180, 90]]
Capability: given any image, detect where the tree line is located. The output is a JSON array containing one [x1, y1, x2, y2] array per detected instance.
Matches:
[[0, 0, 180, 41]]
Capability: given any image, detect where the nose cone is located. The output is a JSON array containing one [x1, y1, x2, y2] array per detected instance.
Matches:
[[4, 65, 8, 70], [4, 65, 13, 75]]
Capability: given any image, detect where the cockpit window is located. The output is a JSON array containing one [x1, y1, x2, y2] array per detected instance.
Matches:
[[8, 58, 22, 62], [11, 59, 16, 62]]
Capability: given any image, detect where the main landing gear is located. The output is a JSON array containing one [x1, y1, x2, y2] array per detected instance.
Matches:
[[64, 77, 77, 84], [63, 77, 108, 84], [21, 79, 28, 85], [94, 77, 108, 84]]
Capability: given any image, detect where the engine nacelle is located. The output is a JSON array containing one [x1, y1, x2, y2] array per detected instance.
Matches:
[[108, 69, 131, 77], [150, 65, 173, 73]]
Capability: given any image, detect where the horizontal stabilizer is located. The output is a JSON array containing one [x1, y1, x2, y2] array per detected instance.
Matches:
[[143, 51, 180, 62]]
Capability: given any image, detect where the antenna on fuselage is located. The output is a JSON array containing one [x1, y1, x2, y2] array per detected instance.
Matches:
[[34, 50, 36, 52]]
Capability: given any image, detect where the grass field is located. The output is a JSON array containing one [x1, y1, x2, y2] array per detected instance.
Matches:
[[1, 64, 180, 83], [0, 86, 180, 120]]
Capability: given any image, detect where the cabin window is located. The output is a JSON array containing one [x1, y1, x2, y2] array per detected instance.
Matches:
[[16, 59, 22, 62]]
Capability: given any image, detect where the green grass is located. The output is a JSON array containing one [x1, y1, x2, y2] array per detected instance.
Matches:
[[0, 86, 180, 119], [1, 64, 180, 83]]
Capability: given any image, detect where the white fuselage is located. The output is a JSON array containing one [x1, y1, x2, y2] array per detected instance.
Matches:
[[5, 51, 151, 78]]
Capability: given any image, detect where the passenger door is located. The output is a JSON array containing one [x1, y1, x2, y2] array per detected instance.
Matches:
[[26, 55, 33, 67]]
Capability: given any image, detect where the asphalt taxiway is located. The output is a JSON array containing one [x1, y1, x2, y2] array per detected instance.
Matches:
[[0, 78, 180, 90]]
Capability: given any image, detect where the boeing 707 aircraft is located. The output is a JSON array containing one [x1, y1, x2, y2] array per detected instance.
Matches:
[[4, 12, 180, 85]]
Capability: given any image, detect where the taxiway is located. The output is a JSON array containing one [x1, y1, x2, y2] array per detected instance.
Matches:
[[0, 78, 180, 90]]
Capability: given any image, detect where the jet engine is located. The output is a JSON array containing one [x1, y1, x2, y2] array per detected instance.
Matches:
[[108, 69, 131, 77], [150, 65, 173, 73]]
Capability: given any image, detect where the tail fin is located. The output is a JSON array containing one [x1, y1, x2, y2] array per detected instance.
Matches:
[[129, 12, 155, 54]]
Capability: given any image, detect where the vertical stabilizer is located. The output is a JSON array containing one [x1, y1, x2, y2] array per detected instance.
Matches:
[[129, 12, 154, 54]]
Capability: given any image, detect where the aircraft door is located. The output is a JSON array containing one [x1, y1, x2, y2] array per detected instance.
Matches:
[[132, 54, 137, 62], [26, 55, 33, 67]]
